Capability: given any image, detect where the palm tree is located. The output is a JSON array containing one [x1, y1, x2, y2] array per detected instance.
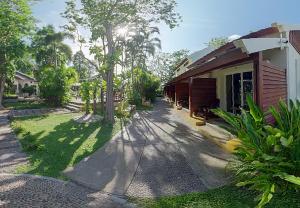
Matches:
[[120, 25, 161, 92], [32, 25, 72, 68], [125, 26, 161, 70]]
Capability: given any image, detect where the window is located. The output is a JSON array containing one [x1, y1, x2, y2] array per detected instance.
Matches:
[[226, 71, 253, 113]]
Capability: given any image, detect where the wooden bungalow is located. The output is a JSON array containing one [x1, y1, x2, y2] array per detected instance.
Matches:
[[165, 23, 300, 119]]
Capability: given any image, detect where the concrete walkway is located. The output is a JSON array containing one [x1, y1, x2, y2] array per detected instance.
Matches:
[[65, 99, 231, 198]]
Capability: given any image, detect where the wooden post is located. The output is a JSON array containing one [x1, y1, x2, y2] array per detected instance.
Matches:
[[253, 52, 263, 108], [189, 77, 193, 117]]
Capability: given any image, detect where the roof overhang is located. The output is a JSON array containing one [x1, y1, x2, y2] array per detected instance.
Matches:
[[233, 38, 288, 54]]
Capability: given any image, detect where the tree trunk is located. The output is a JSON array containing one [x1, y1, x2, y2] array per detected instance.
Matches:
[[93, 88, 97, 114], [105, 24, 115, 123], [100, 87, 104, 113], [0, 74, 6, 110]]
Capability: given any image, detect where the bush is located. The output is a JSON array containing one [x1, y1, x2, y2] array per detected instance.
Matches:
[[127, 68, 160, 105], [212, 96, 300, 207], [80, 81, 92, 114], [22, 85, 36, 96], [38, 66, 78, 106]]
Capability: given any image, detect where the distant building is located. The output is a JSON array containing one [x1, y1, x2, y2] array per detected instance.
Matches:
[[14, 71, 39, 96]]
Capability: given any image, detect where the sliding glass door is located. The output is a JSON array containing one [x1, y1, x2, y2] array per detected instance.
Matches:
[[226, 71, 253, 114]]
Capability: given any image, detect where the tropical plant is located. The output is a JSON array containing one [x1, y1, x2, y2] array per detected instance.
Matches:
[[212, 96, 300, 208], [80, 81, 92, 114], [0, 0, 34, 108], [64, 0, 181, 123], [127, 68, 160, 105], [38, 65, 78, 106], [32, 25, 72, 68]]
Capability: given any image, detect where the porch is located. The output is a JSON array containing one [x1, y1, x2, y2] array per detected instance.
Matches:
[[165, 51, 287, 122]]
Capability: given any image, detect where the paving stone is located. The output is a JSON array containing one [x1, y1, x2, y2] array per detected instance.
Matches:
[[0, 174, 128, 208]]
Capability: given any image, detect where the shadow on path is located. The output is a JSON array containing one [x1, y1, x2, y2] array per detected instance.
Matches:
[[65, 98, 232, 198]]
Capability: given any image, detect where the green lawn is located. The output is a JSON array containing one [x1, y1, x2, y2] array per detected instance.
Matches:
[[131, 186, 300, 208], [12, 113, 124, 179], [4, 101, 50, 110]]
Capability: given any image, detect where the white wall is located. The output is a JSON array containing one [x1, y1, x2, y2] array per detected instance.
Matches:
[[262, 48, 287, 69], [198, 63, 253, 110], [286, 42, 300, 101]]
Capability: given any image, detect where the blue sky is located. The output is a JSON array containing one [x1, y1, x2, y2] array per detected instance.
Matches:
[[32, 0, 300, 54]]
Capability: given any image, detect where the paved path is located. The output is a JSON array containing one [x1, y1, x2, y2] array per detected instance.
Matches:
[[65, 99, 231, 198], [0, 174, 131, 208], [0, 111, 28, 173]]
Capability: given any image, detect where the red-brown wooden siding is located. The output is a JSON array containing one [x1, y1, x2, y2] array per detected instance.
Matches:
[[257, 61, 287, 113], [175, 83, 189, 104], [165, 85, 175, 101], [190, 78, 217, 114], [290, 30, 300, 54]]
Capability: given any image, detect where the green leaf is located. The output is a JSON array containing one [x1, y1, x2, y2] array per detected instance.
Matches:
[[246, 95, 263, 123], [276, 173, 300, 186]]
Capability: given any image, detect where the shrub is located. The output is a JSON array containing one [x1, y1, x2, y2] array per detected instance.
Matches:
[[116, 100, 130, 118], [212, 96, 300, 208], [38, 65, 78, 106], [127, 68, 160, 105], [80, 81, 92, 114], [22, 85, 36, 96]]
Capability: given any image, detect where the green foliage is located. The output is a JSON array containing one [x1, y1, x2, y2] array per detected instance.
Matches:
[[207, 37, 228, 48], [22, 85, 36, 96], [80, 80, 100, 114], [212, 96, 300, 207], [149, 49, 189, 85], [131, 185, 300, 208], [38, 65, 78, 106], [127, 68, 160, 105], [32, 25, 72, 68], [116, 100, 130, 118], [0, 0, 34, 104], [73, 51, 95, 80], [80, 81, 92, 113]]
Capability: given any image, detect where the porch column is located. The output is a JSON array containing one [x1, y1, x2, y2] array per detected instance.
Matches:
[[189, 77, 193, 117], [253, 52, 263, 107]]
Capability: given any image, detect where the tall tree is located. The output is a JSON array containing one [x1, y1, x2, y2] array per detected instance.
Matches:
[[73, 51, 96, 80], [70, 0, 181, 123], [0, 0, 34, 108], [149, 49, 189, 85], [125, 25, 161, 71], [32, 25, 72, 68]]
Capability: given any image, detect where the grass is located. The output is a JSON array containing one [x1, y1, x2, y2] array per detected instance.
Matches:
[[11, 112, 124, 179], [4, 101, 50, 110], [131, 186, 300, 208]]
